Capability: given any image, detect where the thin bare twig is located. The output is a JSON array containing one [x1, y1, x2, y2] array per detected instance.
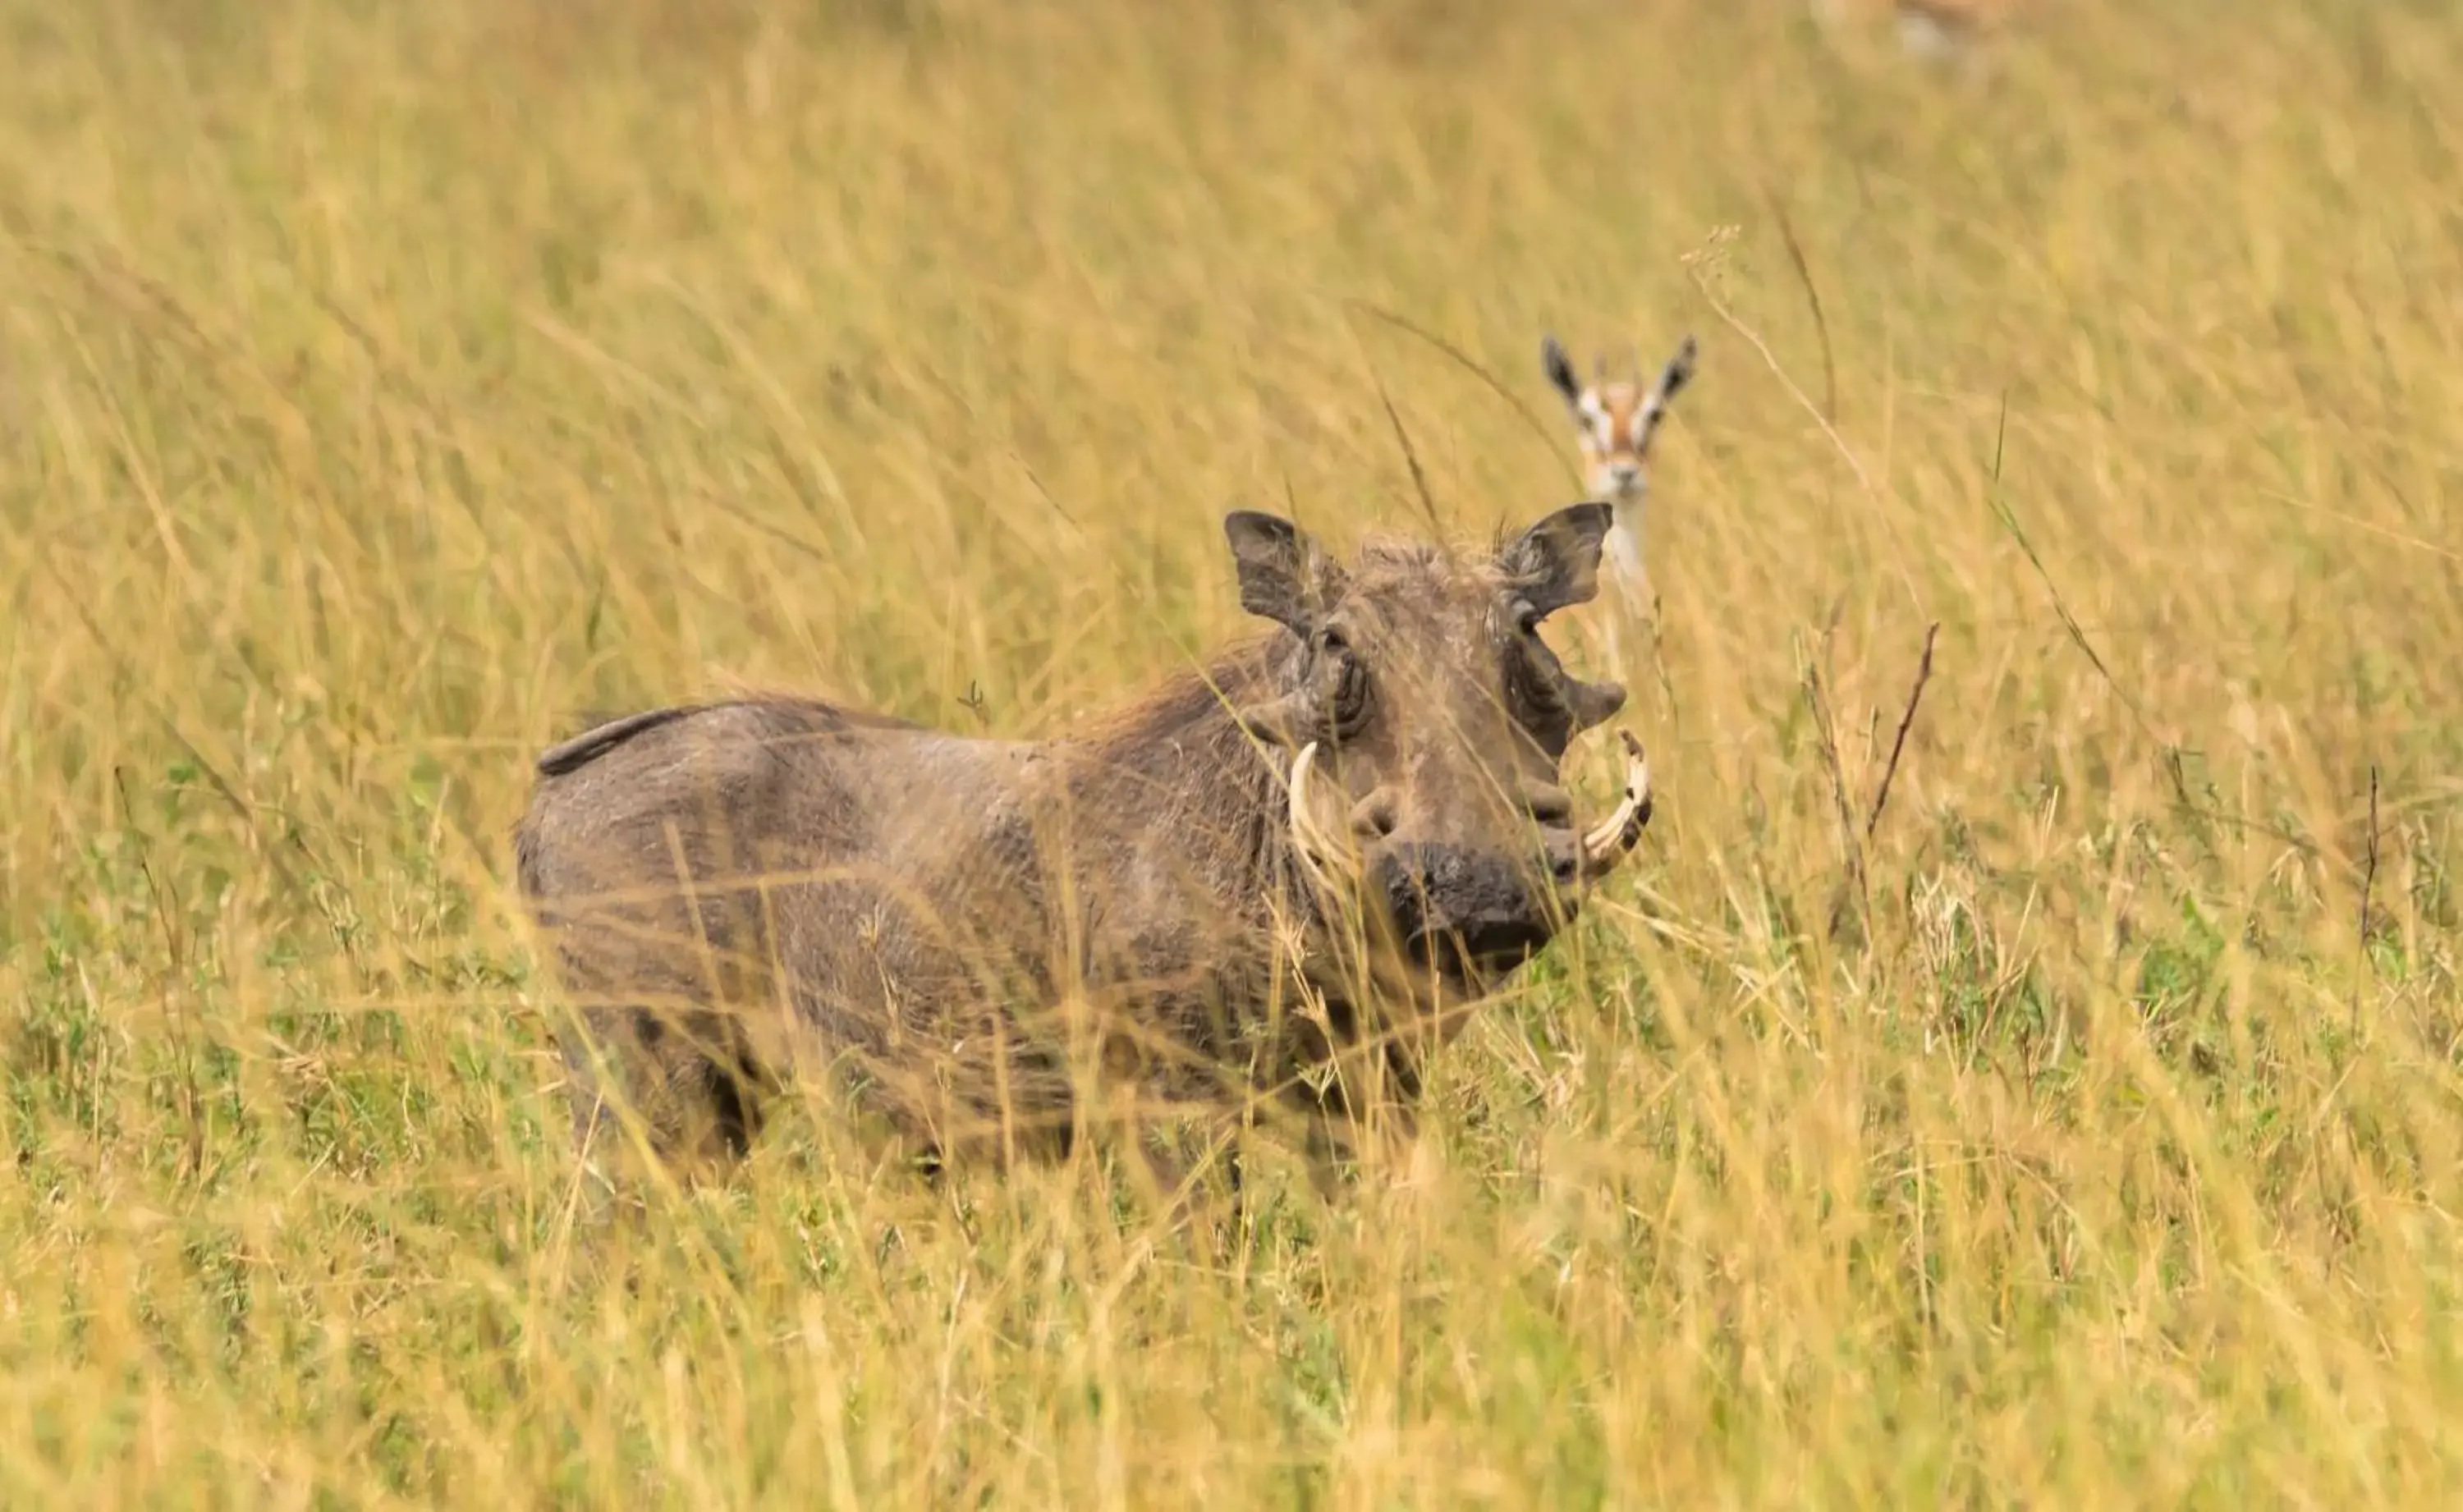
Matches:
[[1341, 297, 1581, 493], [1686, 243, 1922, 617], [1764, 184, 1839, 425], [1686, 254, 1874, 502], [1980, 394, 2194, 814], [1364, 359, 1442, 535], [1864, 621, 1942, 843]]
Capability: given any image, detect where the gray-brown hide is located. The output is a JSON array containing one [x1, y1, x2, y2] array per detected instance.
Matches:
[[514, 502, 1654, 1192]]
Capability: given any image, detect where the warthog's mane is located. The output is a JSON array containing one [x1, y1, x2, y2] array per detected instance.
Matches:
[[1064, 636, 1287, 757], [534, 528, 1537, 788]]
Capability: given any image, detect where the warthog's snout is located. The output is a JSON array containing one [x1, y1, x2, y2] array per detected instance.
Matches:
[[1370, 842, 1562, 979], [1290, 730, 1654, 986]]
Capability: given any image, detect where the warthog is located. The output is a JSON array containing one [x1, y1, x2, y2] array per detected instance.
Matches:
[[516, 501, 1657, 1201]]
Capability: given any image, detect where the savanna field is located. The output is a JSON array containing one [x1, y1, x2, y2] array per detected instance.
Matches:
[[5, 0, 2462, 1504]]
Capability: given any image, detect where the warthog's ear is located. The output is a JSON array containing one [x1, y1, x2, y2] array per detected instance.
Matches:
[[1499, 501, 1613, 618], [1541, 333, 1583, 410], [1224, 510, 1338, 635]]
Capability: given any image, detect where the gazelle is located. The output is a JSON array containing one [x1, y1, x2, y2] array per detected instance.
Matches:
[[1809, 0, 2032, 66], [1539, 331, 1697, 672]]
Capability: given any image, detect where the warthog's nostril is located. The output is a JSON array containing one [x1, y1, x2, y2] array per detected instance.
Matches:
[[1523, 786, 1574, 827], [1372, 844, 1559, 978], [1548, 845, 1580, 889], [1351, 790, 1399, 840]]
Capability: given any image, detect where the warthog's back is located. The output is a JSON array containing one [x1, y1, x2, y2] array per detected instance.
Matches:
[[515, 696, 1122, 1159], [520, 699, 933, 916], [515, 695, 1063, 955]]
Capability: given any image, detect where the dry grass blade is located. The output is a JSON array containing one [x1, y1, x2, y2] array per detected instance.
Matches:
[[2355, 763, 2381, 1034], [1803, 642, 1870, 943], [1764, 182, 1840, 427], [1342, 296, 1581, 493]]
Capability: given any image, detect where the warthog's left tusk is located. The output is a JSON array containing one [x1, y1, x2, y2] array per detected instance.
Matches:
[[1577, 728, 1654, 880], [1287, 740, 1347, 891]]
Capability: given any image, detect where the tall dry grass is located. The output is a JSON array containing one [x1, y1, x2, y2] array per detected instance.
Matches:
[[4, 0, 2461, 1504]]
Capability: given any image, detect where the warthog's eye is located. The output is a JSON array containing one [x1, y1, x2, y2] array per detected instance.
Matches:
[[1314, 627, 1369, 735], [1511, 599, 1543, 639], [1506, 621, 1575, 754]]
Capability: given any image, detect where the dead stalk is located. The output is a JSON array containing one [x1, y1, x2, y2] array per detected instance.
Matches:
[[1865, 621, 1942, 844]]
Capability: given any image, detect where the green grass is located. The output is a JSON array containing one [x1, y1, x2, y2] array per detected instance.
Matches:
[[5, 0, 2463, 1504]]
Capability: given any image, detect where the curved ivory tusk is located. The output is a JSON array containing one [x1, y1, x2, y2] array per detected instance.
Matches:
[[1287, 740, 1346, 891], [1577, 728, 1655, 880]]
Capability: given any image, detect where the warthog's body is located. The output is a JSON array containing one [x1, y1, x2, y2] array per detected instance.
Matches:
[[516, 505, 1655, 1192], [521, 655, 1325, 1168]]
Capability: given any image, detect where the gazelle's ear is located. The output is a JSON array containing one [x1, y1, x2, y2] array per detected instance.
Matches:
[[1540, 334, 1582, 410], [1651, 335, 1698, 408], [1632, 334, 1700, 457]]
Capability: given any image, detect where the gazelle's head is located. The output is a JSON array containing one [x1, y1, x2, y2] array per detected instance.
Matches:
[[1541, 333, 1698, 504], [1809, 0, 2013, 70]]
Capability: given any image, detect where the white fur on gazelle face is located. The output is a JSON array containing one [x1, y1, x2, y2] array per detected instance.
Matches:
[[1572, 381, 1651, 502]]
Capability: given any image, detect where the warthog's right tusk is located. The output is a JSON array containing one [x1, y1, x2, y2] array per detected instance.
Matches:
[[1576, 728, 1654, 880], [1287, 740, 1348, 891]]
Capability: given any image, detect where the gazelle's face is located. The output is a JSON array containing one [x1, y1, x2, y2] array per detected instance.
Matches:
[[1540, 333, 1698, 503], [1574, 379, 1650, 498]]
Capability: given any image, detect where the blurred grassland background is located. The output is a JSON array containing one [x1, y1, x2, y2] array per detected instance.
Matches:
[[5, 0, 2463, 1505]]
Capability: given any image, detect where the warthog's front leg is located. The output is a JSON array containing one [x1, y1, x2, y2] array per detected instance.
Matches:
[[1121, 1102, 1248, 1228], [1302, 1087, 1424, 1202]]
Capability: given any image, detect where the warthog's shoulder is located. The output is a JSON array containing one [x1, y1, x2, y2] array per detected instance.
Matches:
[[534, 698, 926, 778]]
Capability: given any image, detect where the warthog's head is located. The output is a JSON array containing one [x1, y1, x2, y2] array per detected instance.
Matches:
[[1222, 502, 1654, 999]]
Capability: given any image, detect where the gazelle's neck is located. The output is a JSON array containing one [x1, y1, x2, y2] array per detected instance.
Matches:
[[1598, 488, 1647, 592]]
